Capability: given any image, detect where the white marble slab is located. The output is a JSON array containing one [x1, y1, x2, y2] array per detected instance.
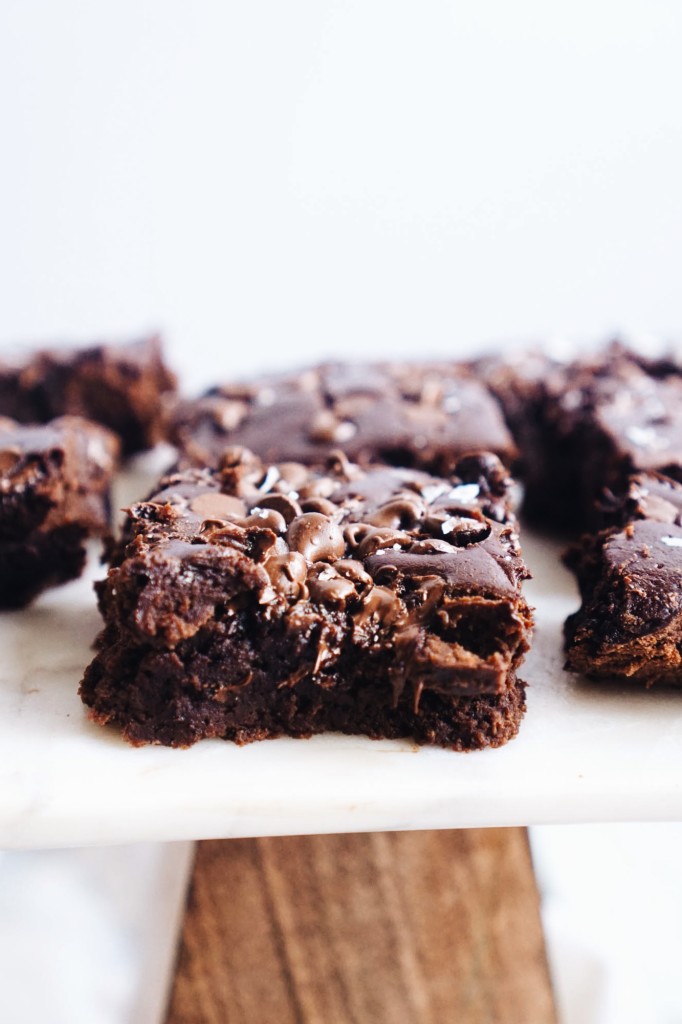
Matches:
[[2, 504, 682, 850]]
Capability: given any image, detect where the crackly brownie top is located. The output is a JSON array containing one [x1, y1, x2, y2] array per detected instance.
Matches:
[[170, 361, 517, 471], [0, 415, 119, 536], [111, 449, 530, 691]]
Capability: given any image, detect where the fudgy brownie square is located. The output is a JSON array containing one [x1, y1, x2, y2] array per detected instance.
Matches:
[[0, 334, 176, 455], [0, 416, 119, 608], [481, 343, 682, 532], [170, 361, 517, 473], [564, 473, 682, 686], [81, 447, 533, 749]]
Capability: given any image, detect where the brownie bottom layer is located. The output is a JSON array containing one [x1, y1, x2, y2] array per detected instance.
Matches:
[[81, 657, 526, 752], [0, 525, 87, 609]]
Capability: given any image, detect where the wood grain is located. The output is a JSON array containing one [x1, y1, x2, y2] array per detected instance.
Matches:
[[165, 829, 556, 1024]]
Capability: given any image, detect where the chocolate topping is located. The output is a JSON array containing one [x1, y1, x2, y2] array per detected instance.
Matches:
[[366, 539, 518, 598], [125, 450, 526, 609], [170, 361, 517, 475]]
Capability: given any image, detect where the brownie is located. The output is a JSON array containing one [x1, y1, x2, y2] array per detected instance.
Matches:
[[564, 473, 682, 686], [481, 343, 682, 532], [0, 334, 177, 455], [80, 447, 533, 749], [0, 416, 119, 608], [609, 339, 682, 380], [170, 361, 517, 474]]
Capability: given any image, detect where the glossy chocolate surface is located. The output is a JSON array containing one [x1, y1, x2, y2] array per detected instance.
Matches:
[[171, 362, 517, 474]]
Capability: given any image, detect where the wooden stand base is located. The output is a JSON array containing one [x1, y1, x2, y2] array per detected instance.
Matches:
[[165, 828, 556, 1024]]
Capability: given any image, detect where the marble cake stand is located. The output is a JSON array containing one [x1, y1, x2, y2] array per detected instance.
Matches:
[[2, 515, 681, 851]]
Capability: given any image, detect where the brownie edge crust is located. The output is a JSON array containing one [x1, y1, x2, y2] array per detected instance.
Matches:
[[81, 448, 533, 750]]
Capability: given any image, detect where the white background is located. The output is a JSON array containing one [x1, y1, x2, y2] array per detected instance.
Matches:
[[1, 1, 682, 386], [2, 3, 682, 1023]]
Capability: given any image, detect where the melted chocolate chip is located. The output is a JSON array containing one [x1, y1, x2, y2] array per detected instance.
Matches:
[[264, 551, 309, 600], [365, 496, 425, 530], [286, 512, 346, 562], [189, 492, 248, 521], [251, 492, 303, 524]]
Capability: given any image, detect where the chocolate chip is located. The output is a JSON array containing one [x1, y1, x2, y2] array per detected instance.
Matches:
[[189, 492, 247, 521], [353, 586, 403, 627], [252, 492, 302, 524], [243, 508, 288, 534], [273, 461, 311, 493], [264, 551, 308, 600], [365, 496, 425, 530], [424, 511, 491, 546], [356, 526, 412, 558], [286, 512, 346, 562], [335, 558, 373, 590], [456, 452, 508, 491], [407, 538, 454, 554], [307, 569, 356, 606], [299, 496, 338, 516], [343, 523, 372, 549]]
